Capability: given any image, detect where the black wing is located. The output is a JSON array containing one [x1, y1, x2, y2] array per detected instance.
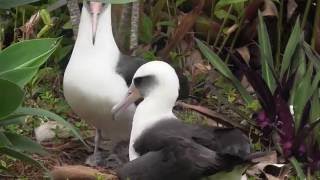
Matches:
[[134, 120, 250, 158], [117, 136, 222, 180], [116, 54, 146, 86]]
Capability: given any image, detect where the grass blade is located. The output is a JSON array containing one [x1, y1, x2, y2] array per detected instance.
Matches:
[[196, 39, 253, 104], [289, 157, 306, 180], [257, 11, 276, 93], [14, 107, 88, 148], [4, 132, 48, 155], [280, 18, 301, 79], [0, 146, 48, 172]]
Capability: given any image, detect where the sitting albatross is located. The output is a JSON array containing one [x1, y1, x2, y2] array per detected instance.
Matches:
[[112, 61, 253, 180], [63, 2, 144, 166]]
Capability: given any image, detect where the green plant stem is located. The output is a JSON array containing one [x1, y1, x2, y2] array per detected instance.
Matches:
[[13, 7, 18, 42], [224, 11, 246, 62], [276, 0, 283, 72], [22, 8, 25, 40], [166, 0, 171, 19], [311, 0, 320, 49], [213, 5, 233, 47], [301, 0, 312, 29]]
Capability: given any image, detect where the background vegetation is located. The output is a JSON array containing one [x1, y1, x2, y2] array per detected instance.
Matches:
[[0, 0, 320, 179]]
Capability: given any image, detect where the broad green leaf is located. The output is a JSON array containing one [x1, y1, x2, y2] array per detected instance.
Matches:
[[280, 18, 301, 79], [257, 11, 276, 93], [4, 132, 48, 155], [0, 79, 24, 118], [0, 131, 12, 146], [290, 157, 306, 180], [0, 38, 59, 86], [204, 165, 247, 180], [14, 107, 88, 148], [0, 0, 40, 9], [196, 39, 253, 104], [0, 67, 38, 87], [0, 38, 59, 73], [216, 0, 248, 7], [0, 146, 47, 172]]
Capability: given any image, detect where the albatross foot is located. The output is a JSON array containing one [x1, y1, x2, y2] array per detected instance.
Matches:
[[104, 153, 124, 169], [85, 151, 108, 167]]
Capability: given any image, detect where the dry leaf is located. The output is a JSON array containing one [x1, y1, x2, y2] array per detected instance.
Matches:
[[236, 46, 251, 63], [262, 0, 278, 17], [287, 0, 298, 21], [158, 0, 205, 59], [51, 165, 118, 180]]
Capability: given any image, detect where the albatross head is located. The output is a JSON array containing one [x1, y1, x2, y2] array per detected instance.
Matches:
[[112, 61, 180, 117]]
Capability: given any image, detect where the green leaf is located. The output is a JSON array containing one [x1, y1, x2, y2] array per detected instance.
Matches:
[[280, 18, 301, 79], [214, 9, 237, 21], [176, 0, 187, 7], [0, 116, 25, 126], [304, 42, 320, 71], [0, 146, 47, 172], [0, 164, 7, 171], [4, 132, 48, 155], [293, 62, 313, 130], [0, 0, 40, 9], [216, 0, 248, 7], [0, 131, 12, 146], [13, 107, 88, 148], [0, 38, 59, 86], [0, 67, 38, 87], [0, 38, 59, 73], [311, 91, 320, 123], [204, 165, 247, 180], [39, 9, 52, 26], [0, 79, 24, 119], [290, 157, 306, 180], [86, 0, 137, 4], [196, 39, 253, 104], [257, 11, 276, 93], [139, 13, 153, 43]]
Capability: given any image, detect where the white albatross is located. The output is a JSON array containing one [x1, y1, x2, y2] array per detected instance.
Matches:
[[63, 2, 142, 166], [112, 61, 259, 180]]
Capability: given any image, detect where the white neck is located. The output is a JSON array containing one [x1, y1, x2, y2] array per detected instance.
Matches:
[[129, 95, 177, 160]]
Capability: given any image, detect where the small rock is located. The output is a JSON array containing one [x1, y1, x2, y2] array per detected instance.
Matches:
[[35, 121, 71, 143]]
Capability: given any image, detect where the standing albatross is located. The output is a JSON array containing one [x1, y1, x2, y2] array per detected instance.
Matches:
[[112, 61, 253, 180], [63, 2, 144, 166]]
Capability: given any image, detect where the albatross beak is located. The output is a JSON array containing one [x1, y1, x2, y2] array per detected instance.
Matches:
[[90, 1, 103, 43], [112, 85, 142, 120]]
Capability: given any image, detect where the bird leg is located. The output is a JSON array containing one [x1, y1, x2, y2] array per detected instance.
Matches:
[[94, 128, 102, 157], [85, 129, 104, 166]]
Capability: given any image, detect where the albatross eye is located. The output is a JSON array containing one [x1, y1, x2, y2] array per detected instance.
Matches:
[[133, 75, 157, 90], [134, 77, 144, 86]]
